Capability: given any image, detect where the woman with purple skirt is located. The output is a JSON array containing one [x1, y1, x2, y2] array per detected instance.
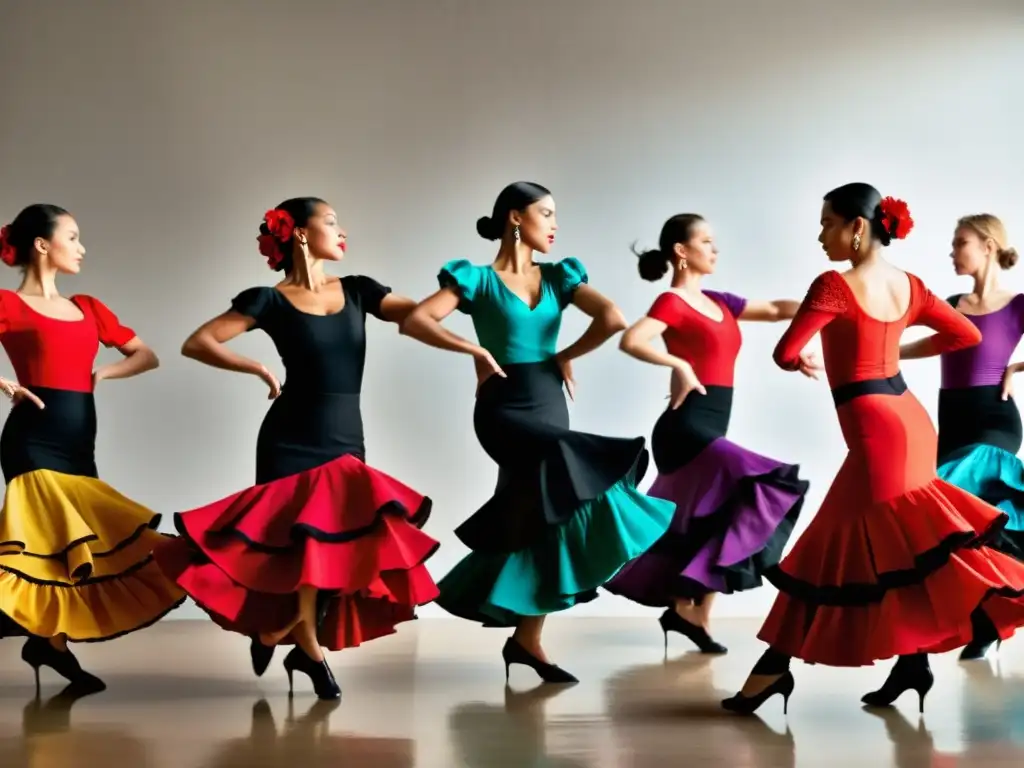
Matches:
[[604, 214, 814, 653]]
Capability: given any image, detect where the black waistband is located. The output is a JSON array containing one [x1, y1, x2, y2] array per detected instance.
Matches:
[[831, 373, 907, 407]]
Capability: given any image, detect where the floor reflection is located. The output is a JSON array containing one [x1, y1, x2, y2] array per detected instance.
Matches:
[[448, 683, 592, 768], [198, 697, 414, 768]]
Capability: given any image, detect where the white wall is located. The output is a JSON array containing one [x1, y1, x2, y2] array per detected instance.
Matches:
[[1, 0, 1021, 619]]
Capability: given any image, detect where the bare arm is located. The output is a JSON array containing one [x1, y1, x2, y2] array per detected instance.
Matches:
[[94, 336, 160, 382], [181, 312, 268, 377], [556, 284, 628, 363], [378, 293, 418, 325], [619, 315, 687, 369], [399, 288, 485, 357], [898, 338, 938, 360], [739, 299, 801, 323]]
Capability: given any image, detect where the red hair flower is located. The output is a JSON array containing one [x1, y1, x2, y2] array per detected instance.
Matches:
[[0, 225, 16, 267], [258, 208, 295, 269], [879, 197, 914, 240]]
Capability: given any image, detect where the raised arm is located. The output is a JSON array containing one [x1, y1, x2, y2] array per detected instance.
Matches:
[[772, 274, 843, 372], [181, 288, 280, 397], [81, 296, 159, 384], [399, 288, 485, 357], [378, 294, 417, 324], [738, 299, 801, 322], [903, 288, 982, 359], [557, 284, 628, 363]]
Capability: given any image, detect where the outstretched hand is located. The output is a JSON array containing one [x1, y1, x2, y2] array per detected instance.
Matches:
[[0, 377, 45, 409]]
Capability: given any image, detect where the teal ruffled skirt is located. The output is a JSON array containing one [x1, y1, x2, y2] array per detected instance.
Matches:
[[436, 360, 674, 627]]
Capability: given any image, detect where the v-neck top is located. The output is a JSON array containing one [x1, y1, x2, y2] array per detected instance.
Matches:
[[437, 257, 588, 365], [229, 275, 390, 395], [940, 293, 1024, 389], [0, 289, 136, 393], [647, 290, 747, 387]]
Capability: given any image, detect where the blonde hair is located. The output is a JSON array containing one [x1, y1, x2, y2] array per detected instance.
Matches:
[[957, 213, 1018, 269]]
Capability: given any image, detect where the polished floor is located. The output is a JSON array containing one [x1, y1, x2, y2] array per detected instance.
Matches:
[[1, 617, 1023, 766]]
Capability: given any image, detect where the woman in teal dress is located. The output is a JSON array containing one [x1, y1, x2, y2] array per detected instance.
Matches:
[[402, 181, 675, 683]]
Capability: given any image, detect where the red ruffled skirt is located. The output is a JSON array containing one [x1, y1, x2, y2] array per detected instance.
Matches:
[[759, 389, 1024, 666], [154, 454, 439, 650]]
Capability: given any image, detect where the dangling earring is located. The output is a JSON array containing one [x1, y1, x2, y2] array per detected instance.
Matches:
[[514, 225, 521, 243], [680, 257, 688, 271], [852, 233, 861, 252]]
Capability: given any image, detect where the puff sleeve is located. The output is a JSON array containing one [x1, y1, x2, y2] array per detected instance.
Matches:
[[554, 257, 589, 309], [437, 259, 479, 314], [77, 295, 137, 348], [230, 287, 274, 330]]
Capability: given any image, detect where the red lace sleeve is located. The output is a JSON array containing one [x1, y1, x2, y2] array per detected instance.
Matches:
[[909, 277, 982, 355], [772, 273, 846, 370]]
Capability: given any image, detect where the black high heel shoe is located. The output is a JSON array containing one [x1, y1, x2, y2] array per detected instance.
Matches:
[[282, 646, 341, 700], [502, 637, 578, 684], [959, 638, 1001, 661], [720, 671, 795, 715], [21, 637, 106, 695], [659, 609, 727, 655], [861, 657, 934, 713], [250, 636, 275, 677]]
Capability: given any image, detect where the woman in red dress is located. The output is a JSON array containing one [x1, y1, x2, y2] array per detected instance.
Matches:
[[722, 183, 1024, 715]]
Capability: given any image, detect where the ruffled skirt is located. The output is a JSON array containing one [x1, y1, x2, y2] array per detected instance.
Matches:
[[154, 390, 439, 650], [435, 360, 675, 626], [0, 388, 184, 641], [605, 387, 806, 605], [760, 387, 1024, 666]]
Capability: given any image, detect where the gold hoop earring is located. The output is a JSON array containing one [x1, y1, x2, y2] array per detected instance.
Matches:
[[852, 234, 861, 252]]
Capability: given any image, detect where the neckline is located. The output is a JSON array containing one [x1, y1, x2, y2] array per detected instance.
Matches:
[[488, 265, 545, 312], [832, 270, 913, 324], [273, 279, 348, 318], [665, 289, 725, 324], [954, 293, 1017, 318], [10, 292, 86, 323]]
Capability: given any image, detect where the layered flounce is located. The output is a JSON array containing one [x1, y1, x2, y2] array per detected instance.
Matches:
[[760, 477, 1024, 666], [0, 469, 185, 641], [154, 454, 439, 650], [604, 437, 807, 605]]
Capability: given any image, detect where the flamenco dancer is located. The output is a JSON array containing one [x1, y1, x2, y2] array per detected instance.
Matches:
[[0, 204, 184, 693], [901, 213, 1024, 661], [721, 183, 1024, 716], [154, 198, 439, 699], [603, 213, 812, 654], [401, 182, 675, 683]]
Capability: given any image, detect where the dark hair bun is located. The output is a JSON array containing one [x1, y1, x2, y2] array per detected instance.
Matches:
[[635, 248, 670, 281], [476, 216, 501, 241], [999, 247, 1019, 270]]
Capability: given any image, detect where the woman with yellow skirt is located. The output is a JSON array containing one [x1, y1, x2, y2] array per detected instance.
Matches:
[[0, 204, 184, 693]]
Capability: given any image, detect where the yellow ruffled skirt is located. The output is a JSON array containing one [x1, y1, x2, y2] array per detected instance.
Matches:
[[0, 469, 185, 641]]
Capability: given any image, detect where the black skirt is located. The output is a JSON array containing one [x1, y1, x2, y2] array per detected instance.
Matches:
[[255, 388, 365, 483], [651, 385, 733, 474], [455, 360, 649, 554], [937, 385, 1023, 461], [0, 387, 99, 483]]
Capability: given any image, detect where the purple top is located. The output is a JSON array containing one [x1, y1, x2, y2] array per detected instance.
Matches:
[[940, 293, 1024, 388], [703, 290, 748, 319]]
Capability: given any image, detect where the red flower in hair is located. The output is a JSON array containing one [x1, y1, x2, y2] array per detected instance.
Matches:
[[879, 197, 914, 240], [0, 225, 16, 267], [263, 209, 295, 242], [258, 208, 295, 269], [257, 233, 283, 269]]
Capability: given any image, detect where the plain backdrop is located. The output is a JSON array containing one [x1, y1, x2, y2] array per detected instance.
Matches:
[[1, 0, 1022, 621]]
